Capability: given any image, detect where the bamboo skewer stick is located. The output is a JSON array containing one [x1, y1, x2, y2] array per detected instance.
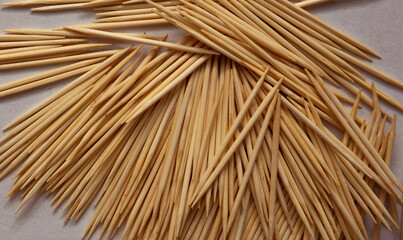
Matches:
[[3, 47, 130, 133], [279, 0, 380, 57], [325, 43, 403, 88], [0, 63, 100, 98], [95, 5, 177, 16], [30, 2, 89, 11], [65, 27, 218, 55], [371, 116, 396, 240], [0, 34, 64, 41], [191, 78, 283, 205], [151, 0, 373, 119], [0, 43, 110, 63], [295, 0, 335, 8], [0, 45, 61, 55], [309, 71, 403, 193], [2, 0, 92, 6], [267, 94, 282, 240], [47, 48, 144, 171], [102, 38, 196, 114], [0, 39, 87, 49], [93, 0, 177, 11], [62, 18, 169, 29], [123, 54, 212, 122], [268, 0, 372, 61], [227, 91, 279, 238], [0, 58, 103, 92], [93, 12, 163, 23], [0, 49, 119, 70], [4, 28, 163, 39]]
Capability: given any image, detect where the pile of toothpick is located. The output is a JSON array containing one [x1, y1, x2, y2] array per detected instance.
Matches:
[[0, 0, 402, 239]]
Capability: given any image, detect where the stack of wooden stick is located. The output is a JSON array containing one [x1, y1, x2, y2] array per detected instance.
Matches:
[[0, 0, 402, 239]]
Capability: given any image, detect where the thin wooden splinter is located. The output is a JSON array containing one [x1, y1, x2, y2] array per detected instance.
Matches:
[[64, 27, 218, 55], [191, 78, 283, 205], [227, 91, 279, 238], [0, 43, 110, 63], [0, 58, 103, 93], [0, 34, 64, 41]]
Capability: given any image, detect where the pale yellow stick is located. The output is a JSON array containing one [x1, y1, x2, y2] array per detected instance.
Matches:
[[282, 96, 371, 177], [295, 0, 335, 8], [164, 0, 298, 65], [93, 51, 144, 102], [0, 43, 109, 63], [1, 84, 82, 141], [31, 2, 87, 11], [96, 5, 177, 16], [227, 92, 278, 237], [192, 78, 283, 205], [206, 0, 316, 71], [108, 46, 197, 115], [82, 0, 123, 7], [2, 83, 92, 193], [4, 28, 163, 39], [3, 48, 129, 132], [326, 44, 403, 88], [252, 0, 336, 48], [103, 38, 197, 114], [67, 107, 162, 224], [278, 0, 380, 57], [311, 71, 403, 193], [178, 2, 238, 38], [372, 116, 396, 240], [0, 58, 103, 92], [0, 68, 107, 149], [159, 14, 242, 63], [268, 0, 372, 61], [0, 96, 90, 181], [313, 81, 398, 199], [247, 0, 361, 77], [0, 45, 60, 56], [155, 3, 332, 112], [2, 0, 91, 6], [0, 34, 64, 41], [99, 0, 178, 9], [200, 67, 269, 182], [0, 49, 118, 70], [151, 80, 192, 217], [233, 75, 272, 225], [92, 3, 168, 11], [5, 29, 90, 37], [124, 54, 211, 122], [387, 194, 399, 230], [65, 27, 218, 55], [93, 4, 143, 11], [94, 12, 162, 23], [61, 18, 168, 30], [92, 40, 166, 106], [268, 94, 282, 240], [331, 70, 402, 112], [0, 64, 99, 98], [0, 39, 86, 49], [50, 47, 144, 167], [123, 0, 168, 4], [204, 69, 271, 200]]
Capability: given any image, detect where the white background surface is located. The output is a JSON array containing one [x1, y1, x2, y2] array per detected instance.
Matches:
[[0, 0, 402, 239]]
